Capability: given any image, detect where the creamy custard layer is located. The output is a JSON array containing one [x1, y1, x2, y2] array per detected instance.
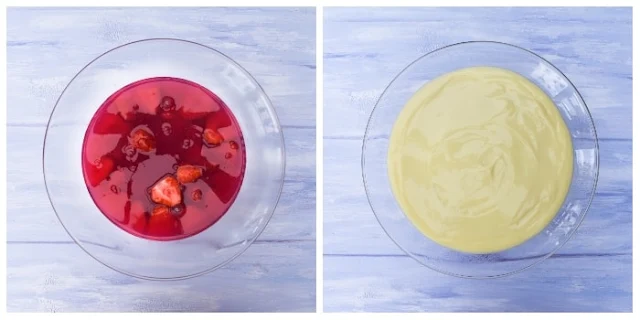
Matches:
[[387, 67, 573, 254]]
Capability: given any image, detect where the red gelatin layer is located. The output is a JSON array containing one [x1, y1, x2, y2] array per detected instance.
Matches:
[[82, 77, 246, 241]]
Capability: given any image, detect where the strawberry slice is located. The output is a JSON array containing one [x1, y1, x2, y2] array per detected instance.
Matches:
[[152, 204, 170, 216], [147, 205, 183, 237], [130, 128, 156, 152], [176, 165, 203, 184], [150, 175, 182, 207], [85, 156, 115, 187], [92, 113, 131, 135], [203, 128, 224, 146]]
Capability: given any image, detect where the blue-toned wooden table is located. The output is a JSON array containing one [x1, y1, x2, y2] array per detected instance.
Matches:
[[7, 7, 316, 312], [323, 7, 632, 312]]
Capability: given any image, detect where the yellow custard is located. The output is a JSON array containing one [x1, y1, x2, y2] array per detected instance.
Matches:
[[387, 66, 573, 254]]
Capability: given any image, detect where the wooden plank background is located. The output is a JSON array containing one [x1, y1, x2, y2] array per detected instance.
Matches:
[[323, 7, 632, 312], [7, 7, 316, 312]]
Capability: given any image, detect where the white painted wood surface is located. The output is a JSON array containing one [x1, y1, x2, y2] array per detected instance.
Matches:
[[7, 7, 316, 312], [323, 7, 632, 312]]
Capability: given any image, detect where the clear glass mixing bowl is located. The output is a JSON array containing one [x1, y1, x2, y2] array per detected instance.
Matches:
[[44, 38, 286, 280], [362, 41, 599, 278]]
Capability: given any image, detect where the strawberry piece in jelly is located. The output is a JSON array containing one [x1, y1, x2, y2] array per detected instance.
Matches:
[[203, 129, 224, 146], [150, 175, 182, 207], [147, 205, 183, 237], [176, 165, 203, 184], [130, 128, 156, 153]]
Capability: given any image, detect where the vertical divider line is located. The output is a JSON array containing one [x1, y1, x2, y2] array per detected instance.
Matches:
[[631, 4, 639, 314], [0, 4, 7, 316], [315, 4, 324, 314]]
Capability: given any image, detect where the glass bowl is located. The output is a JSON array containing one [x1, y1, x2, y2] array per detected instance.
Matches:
[[362, 41, 599, 278], [43, 38, 286, 280]]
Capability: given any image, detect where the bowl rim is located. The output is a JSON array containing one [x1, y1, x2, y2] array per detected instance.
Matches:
[[361, 40, 600, 279], [42, 37, 287, 281]]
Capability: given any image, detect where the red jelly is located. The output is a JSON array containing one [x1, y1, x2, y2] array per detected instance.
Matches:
[[82, 77, 246, 241]]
